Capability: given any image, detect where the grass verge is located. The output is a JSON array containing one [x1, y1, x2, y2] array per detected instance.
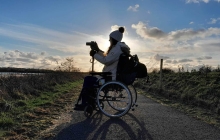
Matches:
[[0, 80, 83, 138]]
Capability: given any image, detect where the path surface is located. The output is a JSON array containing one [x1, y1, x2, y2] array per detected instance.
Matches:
[[43, 94, 220, 140]]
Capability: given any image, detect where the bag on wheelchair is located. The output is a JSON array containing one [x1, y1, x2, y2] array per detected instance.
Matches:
[[116, 53, 148, 85], [135, 62, 148, 78]]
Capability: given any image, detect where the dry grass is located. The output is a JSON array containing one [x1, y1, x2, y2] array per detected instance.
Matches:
[[0, 72, 86, 138]]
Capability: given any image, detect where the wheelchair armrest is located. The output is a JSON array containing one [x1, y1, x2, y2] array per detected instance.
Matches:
[[90, 72, 112, 76]]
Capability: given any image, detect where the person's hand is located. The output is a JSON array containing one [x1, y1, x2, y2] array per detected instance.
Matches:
[[90, 42, 100, 51], [90, 50, 97, 56]]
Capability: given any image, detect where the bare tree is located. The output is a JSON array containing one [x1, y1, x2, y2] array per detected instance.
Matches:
[[55, 57, 80, 72]]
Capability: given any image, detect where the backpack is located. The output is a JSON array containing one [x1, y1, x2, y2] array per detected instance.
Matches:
[[116, 53, 148, 85]]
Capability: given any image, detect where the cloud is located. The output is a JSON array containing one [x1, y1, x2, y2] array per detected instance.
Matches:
[[189, 22, 194, 24], [165, 59, 193, 64], [194, 41, 220, 53], [45, 56, 60, 62], [168, 28, 220, 41], [19, 52, 39, 60], [186, 0, 199, 3], [178, 59, 193, 63], [203, 0, 210, 3], [132, 21, 220, 42], [186, 0, 210, 3], [131, 22, 166, 40], [168, 28, 206, 41], [111, 25, 120, 32], [130, 21, 219, 71], [0, 50, 63, 69], [110, 25, 127, 34], [153, 54, 169, 61], [16, 58, 33, 63], [41, 52, 46, 56], [208, 18, 220, 24], [186, 0, 220, 3], [196, 56, 212, 60], [111, 25, 126, 32], [165, 60, 178, 64], [127, 4, 139, 12]]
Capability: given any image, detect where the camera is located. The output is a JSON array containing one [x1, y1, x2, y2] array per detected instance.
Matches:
[[86, 41, 99, 52], [86, 41, 95, 46]]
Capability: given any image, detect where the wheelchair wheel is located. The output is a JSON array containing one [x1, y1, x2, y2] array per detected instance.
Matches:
[[97, 81, 132, 118], [84, 105, 93, 117], [128, 84, 137, 107]]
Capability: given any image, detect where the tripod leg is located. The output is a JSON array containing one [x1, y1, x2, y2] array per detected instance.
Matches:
[[92, 56, 94, 72]]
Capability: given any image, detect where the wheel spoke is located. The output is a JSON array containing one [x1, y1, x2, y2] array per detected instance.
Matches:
[[97, 81, 132, 118]]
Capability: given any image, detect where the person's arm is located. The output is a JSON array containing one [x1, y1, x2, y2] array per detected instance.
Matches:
[[96, 50, 105, 56], [94, 47, 121, 66]]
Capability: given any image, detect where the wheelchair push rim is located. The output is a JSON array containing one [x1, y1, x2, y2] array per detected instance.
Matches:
[[96, 81, 132, 118]]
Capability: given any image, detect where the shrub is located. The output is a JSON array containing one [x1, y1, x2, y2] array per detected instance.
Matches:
[[198, 65, 212, 74], [151, 68, 159, 74], [162, 68, 175, 74], [212, 65, 220, 72]]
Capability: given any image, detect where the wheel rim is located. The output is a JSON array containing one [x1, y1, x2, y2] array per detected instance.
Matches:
[[128, 84, 137, 107], [97, 81, 132, 118]]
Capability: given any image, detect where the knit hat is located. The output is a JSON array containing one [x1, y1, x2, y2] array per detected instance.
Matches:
[[109, 27, 125, 42]]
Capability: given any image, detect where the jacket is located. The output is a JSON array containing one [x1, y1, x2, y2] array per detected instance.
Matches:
[[94, 42, 130, 80]]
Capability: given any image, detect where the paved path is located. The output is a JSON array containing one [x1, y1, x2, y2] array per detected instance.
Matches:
[[50, 94, 220, 140]]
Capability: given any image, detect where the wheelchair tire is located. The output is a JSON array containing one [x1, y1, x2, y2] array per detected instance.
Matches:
[[97, 81, 132, 118], [128, 84, 137, 107], [95, 101, 104, 111], [84, 105, 93, 117]]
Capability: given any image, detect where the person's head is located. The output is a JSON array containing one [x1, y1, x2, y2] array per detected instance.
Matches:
[[106, 27, 125, 54], [109, 27, 125, 44]]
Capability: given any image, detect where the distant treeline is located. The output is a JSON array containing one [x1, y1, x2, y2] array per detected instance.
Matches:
[[0, 67, 54, 73]]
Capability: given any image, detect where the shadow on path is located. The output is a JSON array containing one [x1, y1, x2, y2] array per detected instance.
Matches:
[[53, 112, 153, 140]]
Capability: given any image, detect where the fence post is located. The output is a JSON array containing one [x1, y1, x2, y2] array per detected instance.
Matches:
[[160, 59, 163, 89]]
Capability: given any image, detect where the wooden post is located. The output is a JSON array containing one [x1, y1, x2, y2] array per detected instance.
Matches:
[[160, 59, 163, 89]]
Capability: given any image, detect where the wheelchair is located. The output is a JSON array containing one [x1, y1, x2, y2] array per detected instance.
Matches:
[[82, 71, 138, 118], [78, 52, 141, 118]]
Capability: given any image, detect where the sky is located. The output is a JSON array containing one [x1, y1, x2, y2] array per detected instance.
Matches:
[[0, 0, 220, 72]]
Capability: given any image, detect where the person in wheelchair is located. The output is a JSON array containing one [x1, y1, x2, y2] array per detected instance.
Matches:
[[74, 26, 130, 111]]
